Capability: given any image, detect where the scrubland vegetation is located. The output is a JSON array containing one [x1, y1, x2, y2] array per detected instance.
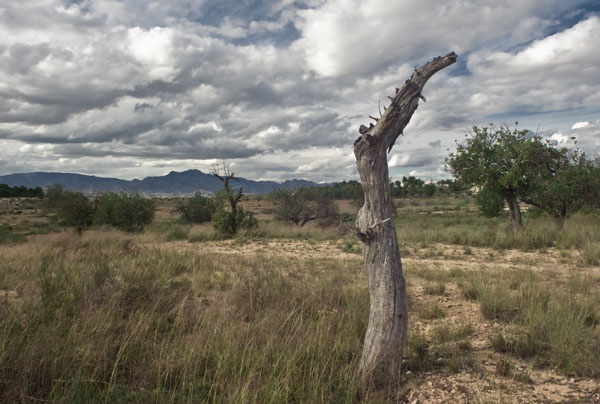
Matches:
[[1, 191, 600, 402]]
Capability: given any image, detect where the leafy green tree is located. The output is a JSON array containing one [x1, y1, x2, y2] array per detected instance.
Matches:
[[177, 192, 219, 223], [319, 180, 363, 201], [402, 176, 425, 197], [54, 190, 95, 234], [0, 184, 9, 198], [448, 125, 599, 228], [447, 126, 547, 229], [42, 184, 66, 213], [520, 150, 600, 222], [310, 188, 340, 225], [95, 192, 155, 232], [475, 186, 505, 217], [390, 181, 405, 197], [423, 182, 436, 197], [269, 188, 313, 226]]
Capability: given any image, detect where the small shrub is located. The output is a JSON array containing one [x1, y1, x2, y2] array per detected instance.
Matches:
[[212, 207, 257, 237], [177, 192, 219, 223], [47, 188, 95, 234], [459, 281, 481, 300], [449, 267, 466, 278]]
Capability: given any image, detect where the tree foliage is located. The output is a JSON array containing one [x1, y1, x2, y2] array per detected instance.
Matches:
[[212, 206, 257, 237], [475, 186, 505, 217], [0, 184, 44, 198], [448, 125, 600, 227], [43, 184, 95, 234], [269, 187, 340, 226], [177, 192, 219, 223], [95, 192, 155, 232], [521, 150, 600, 219]]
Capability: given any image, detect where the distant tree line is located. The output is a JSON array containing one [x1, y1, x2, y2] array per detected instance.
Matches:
[[285, 177, 466, 205], [389, 177, 466, 198], [0, 184, 44, 198]]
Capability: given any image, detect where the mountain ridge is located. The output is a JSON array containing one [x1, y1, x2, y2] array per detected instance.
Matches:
[[0, 170, 321, 196]]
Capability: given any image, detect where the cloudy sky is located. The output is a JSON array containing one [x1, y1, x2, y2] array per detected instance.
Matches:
[[1, 0, 599, 182]]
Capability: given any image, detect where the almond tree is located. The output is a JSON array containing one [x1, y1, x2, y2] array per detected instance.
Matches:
[[354, 52, 456, 388]]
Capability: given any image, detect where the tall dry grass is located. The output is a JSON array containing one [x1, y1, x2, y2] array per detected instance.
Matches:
[[0, 231, 368, 403]]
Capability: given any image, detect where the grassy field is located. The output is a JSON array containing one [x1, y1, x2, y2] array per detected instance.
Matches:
[[1, 195, 599, 403]]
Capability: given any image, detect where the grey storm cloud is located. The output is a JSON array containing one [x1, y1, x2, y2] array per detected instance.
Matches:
[[0, 0, 599, 182], [389, 148, 441, 168]]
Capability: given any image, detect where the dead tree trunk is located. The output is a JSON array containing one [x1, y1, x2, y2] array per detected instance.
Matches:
[[212, 162, 243, 233], [354, 52, 456, 388]]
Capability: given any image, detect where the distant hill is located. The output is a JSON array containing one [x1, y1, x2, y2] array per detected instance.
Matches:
[[0, 170, 321, 196]]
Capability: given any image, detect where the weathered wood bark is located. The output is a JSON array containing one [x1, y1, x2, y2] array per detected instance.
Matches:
[[354, 52, 456, 388]]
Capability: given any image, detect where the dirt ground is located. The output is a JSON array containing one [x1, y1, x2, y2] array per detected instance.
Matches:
[[164, 238, 600, 404]]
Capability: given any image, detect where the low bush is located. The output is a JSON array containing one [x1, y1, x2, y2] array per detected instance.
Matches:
[[269, 187, 339, 226], [95, 192, 155, 232], [43, 185, 95, 234], [212, 207, 258, 237], [176, 192, 219, 223]]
